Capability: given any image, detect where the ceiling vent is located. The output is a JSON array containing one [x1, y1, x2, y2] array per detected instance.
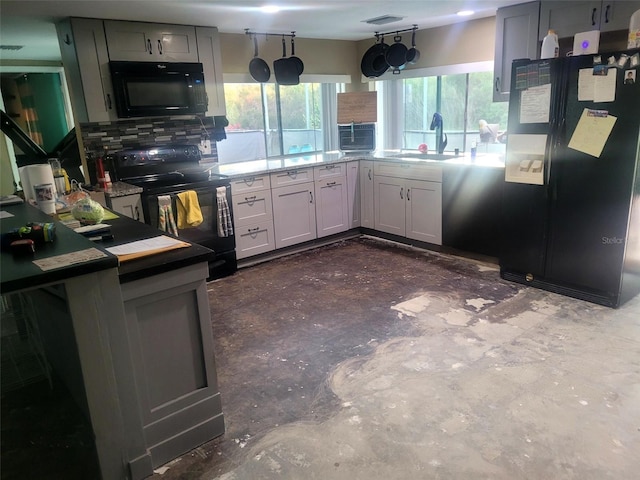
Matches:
[[0, 45, 24, 51], [363, 15, 405, 26]]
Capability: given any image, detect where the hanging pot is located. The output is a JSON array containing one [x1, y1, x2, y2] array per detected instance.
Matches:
[[405, 29, 420, 64], [249, 35, 270, 83], [273, 36, 300, 85], [290, 36, 304, 75], [385, 34, 407, 69], [360, 36, 389, 78]]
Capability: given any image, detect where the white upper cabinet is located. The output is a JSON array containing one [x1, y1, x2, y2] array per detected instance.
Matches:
[[104, 21, 199, 62]]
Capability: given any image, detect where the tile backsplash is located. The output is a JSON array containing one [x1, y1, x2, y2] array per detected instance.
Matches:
[[79, 115, 220, 161]]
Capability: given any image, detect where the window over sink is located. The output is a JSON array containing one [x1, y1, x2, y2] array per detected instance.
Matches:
[[402, 70, 509, 154]]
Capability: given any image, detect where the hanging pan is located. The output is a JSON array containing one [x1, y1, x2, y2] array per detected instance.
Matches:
[[360, 35, 389, 78], [385, 34, 407, 69], [249, 35, 270, 83], [274, 36, 300, 85], [290, 35, 304, 75], [406, 28, 420, 64]]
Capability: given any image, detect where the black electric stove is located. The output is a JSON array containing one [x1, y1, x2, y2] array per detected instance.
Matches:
[[105, 144, 236, 280]]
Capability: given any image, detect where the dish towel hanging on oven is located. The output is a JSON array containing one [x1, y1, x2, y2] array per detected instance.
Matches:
[[157, 195, 178, 236], [216, 186, 233, 237], [176, 190, 203, 229]]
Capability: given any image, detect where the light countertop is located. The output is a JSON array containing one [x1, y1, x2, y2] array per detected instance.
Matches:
[[207, 150, 505, 179]]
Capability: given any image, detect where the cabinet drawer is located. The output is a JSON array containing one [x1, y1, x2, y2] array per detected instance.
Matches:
[[236, 220, 276, 259], [374, 162, 442, 182], [314, 163, 346, 181], [270, 168, 313, 187], [232, 191, 273, 227], [231, 175, 271, 194]]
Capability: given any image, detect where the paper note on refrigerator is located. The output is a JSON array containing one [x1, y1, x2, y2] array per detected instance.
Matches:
[[505, 134, 548, 185], [568, 108, 617, 158], [519, 84, 551, 123], [578, 68, 617, 102]]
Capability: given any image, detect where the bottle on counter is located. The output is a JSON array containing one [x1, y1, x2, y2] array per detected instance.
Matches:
[[630, 9, 640, 49], [541, 29, 559, 59]]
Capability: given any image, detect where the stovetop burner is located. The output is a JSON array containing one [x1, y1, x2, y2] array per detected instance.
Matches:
[[107, 144, 225, 189]]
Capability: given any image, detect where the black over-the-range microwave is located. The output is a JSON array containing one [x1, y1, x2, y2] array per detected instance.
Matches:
[[109, 61, 207, 118]]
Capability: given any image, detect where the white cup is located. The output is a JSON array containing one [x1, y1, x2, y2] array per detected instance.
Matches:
[[33, 183, 56, 214]]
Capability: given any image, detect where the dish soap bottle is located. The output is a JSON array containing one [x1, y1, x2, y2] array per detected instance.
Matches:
[[541, 29, 559, 59]]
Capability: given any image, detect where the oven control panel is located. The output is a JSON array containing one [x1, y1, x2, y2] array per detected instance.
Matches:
[[109, 144, 201, 167]]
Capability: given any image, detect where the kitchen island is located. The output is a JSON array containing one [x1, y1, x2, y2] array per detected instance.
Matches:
[[1, 203, 224, 480]]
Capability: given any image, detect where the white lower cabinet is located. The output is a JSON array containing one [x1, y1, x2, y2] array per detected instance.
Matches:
[[271, 171, 317, 249], [108, 194, 145, 223], [231, 175, 275, 260], [373, 162, 442, 245], [360, 160, 375, 228], [235, 219, 276, 259], [315, 177, 349, 238], [346, 161, 361, 228]]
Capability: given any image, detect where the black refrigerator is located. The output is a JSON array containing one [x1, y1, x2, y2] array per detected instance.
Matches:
[[500, 50, 640, 307]]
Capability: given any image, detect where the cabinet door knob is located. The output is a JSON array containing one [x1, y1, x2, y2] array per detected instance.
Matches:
[[326, 181, 336, 187], [400, 187, 404, 199], [604, 4, 610, 23], [495, 77, 500, 92], [407, 188, 411, 201], [591, 7, 597, 26], [106, 93, 112, 110], [368, 169, 372, 180], [309, 191, 313, 204], [245, 195, 257, 204], [147, 38, 153, 54], [157, 39, 163, 55]]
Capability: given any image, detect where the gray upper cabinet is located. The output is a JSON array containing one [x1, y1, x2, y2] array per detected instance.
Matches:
[[539, 1, 640, 39], [56, 18, 118, 123], [104, 21, 199, 62], [195, 27, 227, 116], [494, 1, 541, 102]]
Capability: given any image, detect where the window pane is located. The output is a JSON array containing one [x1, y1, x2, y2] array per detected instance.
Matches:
[[219, 83, 266, 163], [439, 74, 466, 152], [467, 71, 508, 152], [279, 83, 323, 155], [403, 77, 437, 150]]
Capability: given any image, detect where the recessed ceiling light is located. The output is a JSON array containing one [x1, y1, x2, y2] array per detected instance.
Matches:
[[261, 5, 281, 14], [457, 10, 474, 16]]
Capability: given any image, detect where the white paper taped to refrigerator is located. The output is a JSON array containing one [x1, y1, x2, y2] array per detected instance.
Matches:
[[578, 68, 617, 102], [505, 134, 548, 185], [519, 84, 551, 123], [568, 108, 617, 158]]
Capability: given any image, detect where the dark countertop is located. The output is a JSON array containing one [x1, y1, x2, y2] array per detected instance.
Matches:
[[1, 203, 215, 291], [0, 203, 118, 294], [103, 214, 215, 283]]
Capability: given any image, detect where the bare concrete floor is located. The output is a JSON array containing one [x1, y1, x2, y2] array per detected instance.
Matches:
[[152, 237, 640, 480]]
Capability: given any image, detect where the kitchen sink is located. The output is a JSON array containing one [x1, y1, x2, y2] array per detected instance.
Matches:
[[389, 152, 461, 161]]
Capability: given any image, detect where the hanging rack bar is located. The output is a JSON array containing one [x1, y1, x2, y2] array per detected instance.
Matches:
[[373, 25, 418, 38], [245, 29, 296, 39]]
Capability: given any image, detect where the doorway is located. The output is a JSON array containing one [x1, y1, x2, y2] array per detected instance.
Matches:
[[0, 67, 74, 195]]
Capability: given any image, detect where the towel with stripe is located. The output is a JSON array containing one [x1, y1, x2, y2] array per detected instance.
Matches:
[[216, 186, 233, 237], [157, 195, 178, 236]]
